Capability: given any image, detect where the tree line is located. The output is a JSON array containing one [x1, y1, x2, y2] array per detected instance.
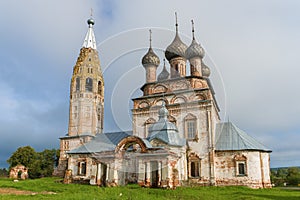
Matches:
[[6, 146, 59, 179], [271, 167, 300, 186]]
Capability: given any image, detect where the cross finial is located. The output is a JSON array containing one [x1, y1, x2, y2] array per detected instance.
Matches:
[[90, 8, 93, 17], [191, 19, 195, 40], [149, 29, 152, 48], [175, 12, 178, 33]]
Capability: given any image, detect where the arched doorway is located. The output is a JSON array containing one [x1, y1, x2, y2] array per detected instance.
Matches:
[[115, 136, 148, 185]]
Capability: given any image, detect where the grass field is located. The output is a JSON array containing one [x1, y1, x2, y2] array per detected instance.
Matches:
[[0, 178, 300, 200]]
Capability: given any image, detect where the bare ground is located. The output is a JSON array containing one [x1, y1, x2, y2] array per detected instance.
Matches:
[[0, 188, 56, 195]]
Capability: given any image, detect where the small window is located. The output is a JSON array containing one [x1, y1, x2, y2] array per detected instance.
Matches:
[[190, 161, 200, 177], [63, 141, 69, 150], [78, 162, 87, 175], [234, 155, 247, 177], [238, 162, 246, 176], [98, 81, 102, 95], [89, 58, 91, 61], [76, 77, 80, 91]]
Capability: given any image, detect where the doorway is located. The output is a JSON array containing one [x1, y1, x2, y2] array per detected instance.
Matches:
[[150, 161, 159, 187]]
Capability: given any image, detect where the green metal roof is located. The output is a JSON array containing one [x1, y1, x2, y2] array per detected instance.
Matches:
[[215, 122, 271, 152], [68, 131, 132, 154]]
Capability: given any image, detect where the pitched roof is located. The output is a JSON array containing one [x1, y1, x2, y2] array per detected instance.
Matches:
[[68, 131, 132, 154], [147, 119, 186, 147], [215, 122, 271, 152], [147, 104, 186, 147]]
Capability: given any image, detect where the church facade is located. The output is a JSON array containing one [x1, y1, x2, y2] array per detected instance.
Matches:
[[54, 16, 272, 189]]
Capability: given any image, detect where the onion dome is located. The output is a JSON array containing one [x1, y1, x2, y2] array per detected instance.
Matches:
[[142, 30, 160, 66], [186, 39, 205, 59], [165, 13, 188, 61], [186, 20, 205, 59], [202, 63, 211, 77], [157, 59, 169, 81], [142, 47, 160, 66]]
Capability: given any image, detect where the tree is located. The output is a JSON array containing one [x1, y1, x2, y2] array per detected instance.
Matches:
[[0, 168, 8, 177], [7, 146, 37, 170], [271, 168, 287, 186], [287, 167, 300, 186], [34, 149, 58, 178], [7, 146, 60, 179]]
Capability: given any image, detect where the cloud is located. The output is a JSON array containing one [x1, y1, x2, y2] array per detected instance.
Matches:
[[0, 0, 299, 168]]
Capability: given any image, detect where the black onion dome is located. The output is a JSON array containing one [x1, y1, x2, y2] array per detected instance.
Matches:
[[142, 47, 160, 66], [186, 38, 205, 59], [165, 33, 188, 61], [202, 63, 211, 77]]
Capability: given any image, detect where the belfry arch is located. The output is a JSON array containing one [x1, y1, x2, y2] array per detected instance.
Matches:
[[115, 136, 148, 153]]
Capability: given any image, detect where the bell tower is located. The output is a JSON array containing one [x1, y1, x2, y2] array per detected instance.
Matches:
[[68, 17, 104, 136], [54, 17, 104, 177]]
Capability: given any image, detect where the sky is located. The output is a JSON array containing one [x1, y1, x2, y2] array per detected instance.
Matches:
[[0, 0, 299, 168]]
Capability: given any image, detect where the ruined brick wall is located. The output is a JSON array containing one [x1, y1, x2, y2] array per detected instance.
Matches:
[[214, 151, 271, 188]]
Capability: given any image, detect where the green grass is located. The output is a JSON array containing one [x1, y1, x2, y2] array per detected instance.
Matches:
[[0, 177, 300, 200]]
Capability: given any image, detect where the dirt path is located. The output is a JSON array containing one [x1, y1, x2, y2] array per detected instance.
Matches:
[[0, 188, 56, 195]]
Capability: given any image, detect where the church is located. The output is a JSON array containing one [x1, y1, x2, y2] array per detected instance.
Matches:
[[54, 16, 272, 189]]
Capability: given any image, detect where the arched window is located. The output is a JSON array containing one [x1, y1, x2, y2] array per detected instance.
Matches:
[[184, 114, 197, 140], [85, 78, 93, 92], [76, 77, 80, 92], [77, 161, 87, 175], [234, 155, 247, 176]]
